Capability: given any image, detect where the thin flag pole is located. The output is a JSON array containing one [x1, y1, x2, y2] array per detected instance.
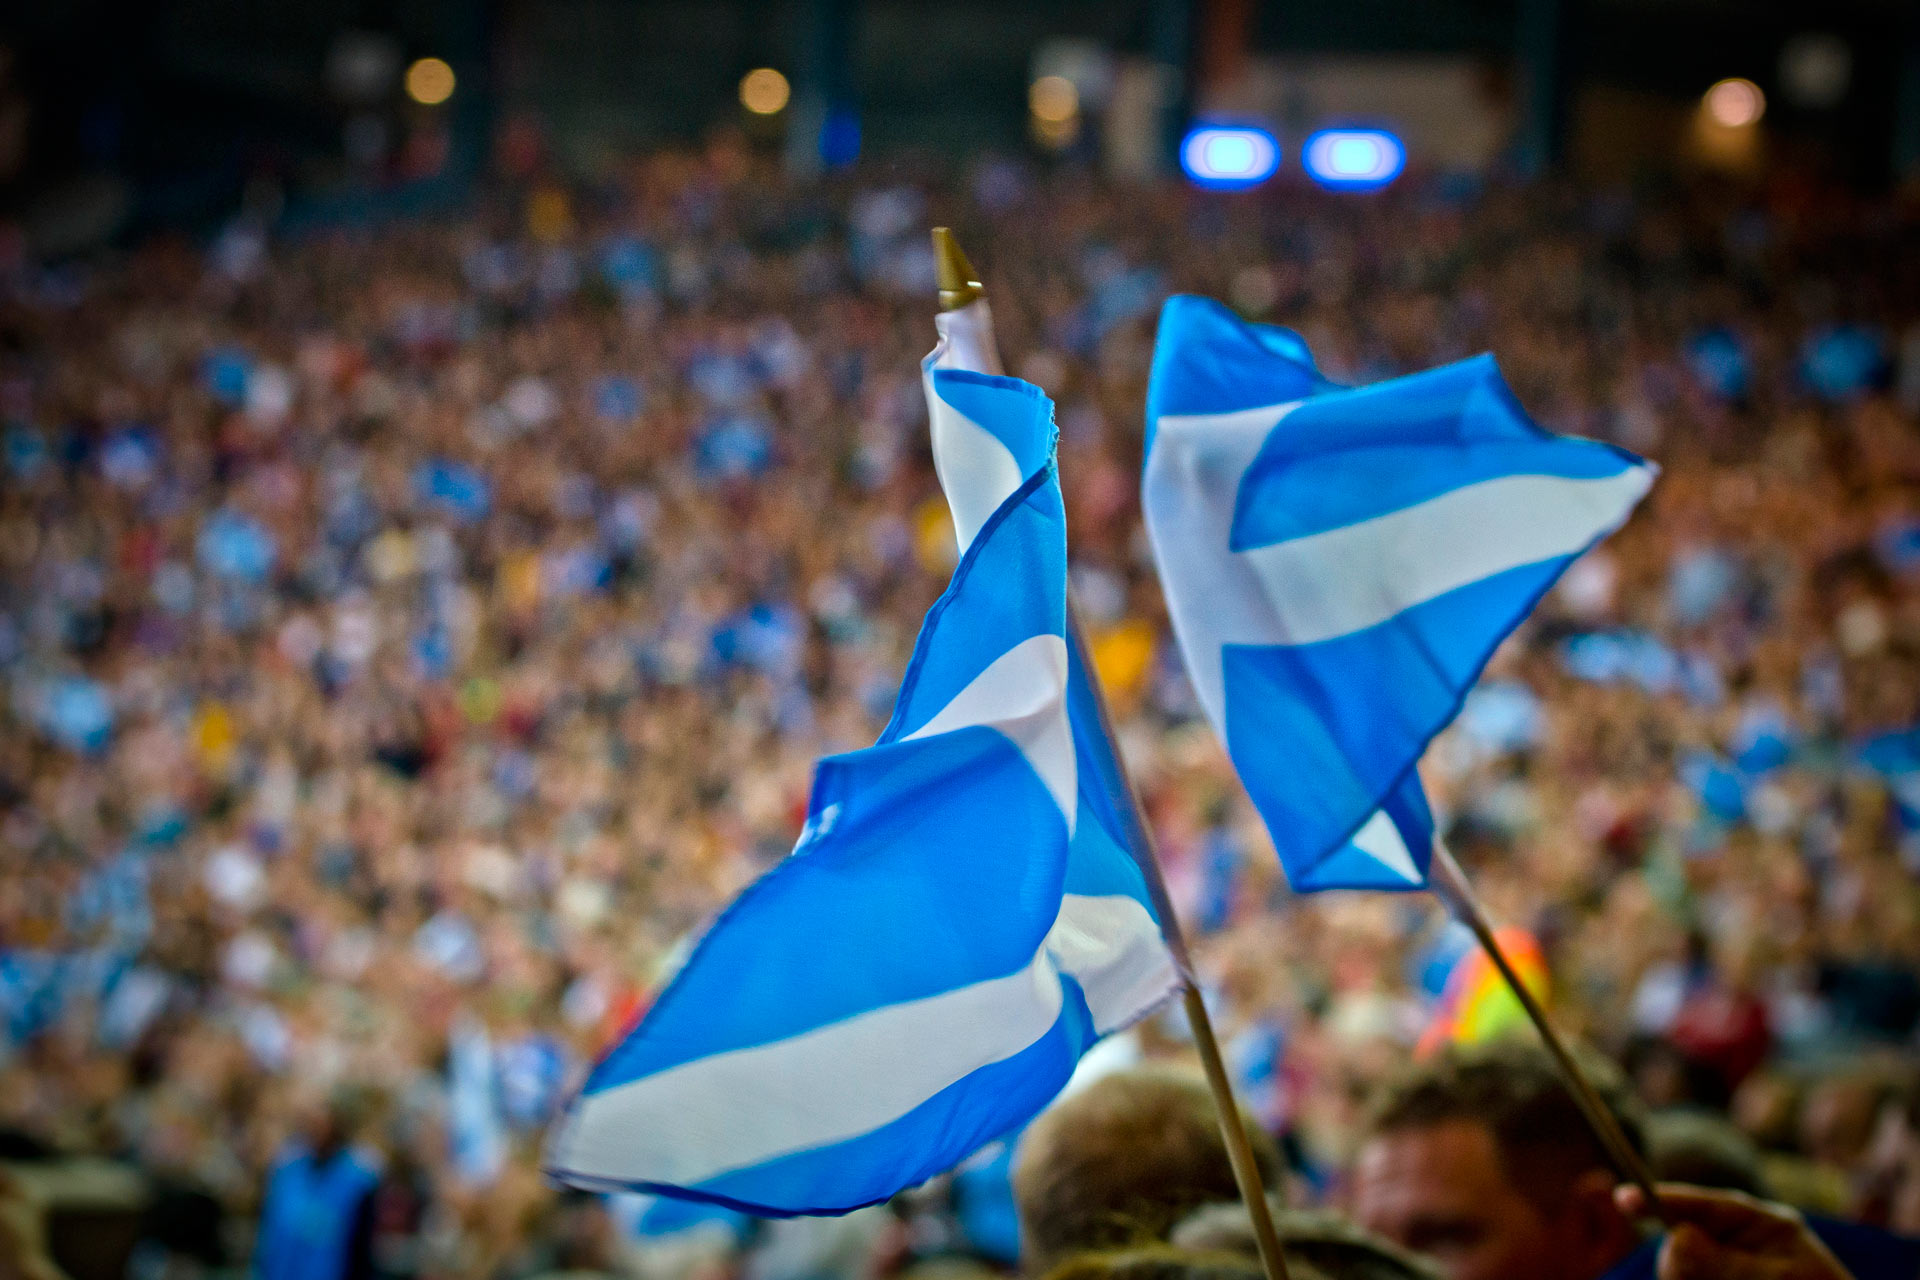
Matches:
[[1062, 609, 1295, 1280], [934, 228, 1294, 1280], [1427, 837, 1665, 1215]]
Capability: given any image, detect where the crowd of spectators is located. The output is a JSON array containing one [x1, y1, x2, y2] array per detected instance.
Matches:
[[1, 136, 1918, 1280]]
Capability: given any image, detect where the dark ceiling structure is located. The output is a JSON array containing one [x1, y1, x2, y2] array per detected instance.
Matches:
[[3, 0, 1917, 239]]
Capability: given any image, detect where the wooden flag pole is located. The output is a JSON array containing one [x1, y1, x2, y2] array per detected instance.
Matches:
[[1427, 838, 1666, 1215], [932, 227, 1293, 1280], [1063, 610, 1295, 1280]]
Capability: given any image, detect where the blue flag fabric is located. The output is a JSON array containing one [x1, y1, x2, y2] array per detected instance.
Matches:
[[1142, 296, 1655, 892], [925, 299, 1182, 992], [546, 370, 1178, 1216]]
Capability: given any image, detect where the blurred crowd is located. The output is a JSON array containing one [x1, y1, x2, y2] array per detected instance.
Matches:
[[1, 139, 1919, 1280]]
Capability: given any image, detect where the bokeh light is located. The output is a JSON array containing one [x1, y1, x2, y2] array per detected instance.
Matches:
[[1303, 129, 1406, 190], [1704, 78, 1765, 128], [1780, 34, 1850, 109], [1028, 76, 1079, 125], [1179, 126, 1280, 191], [404, 57, 456, 106], [739, 68, 791, 116]]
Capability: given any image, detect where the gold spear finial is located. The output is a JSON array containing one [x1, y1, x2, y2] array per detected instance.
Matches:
[[932, 227, 985, 311]]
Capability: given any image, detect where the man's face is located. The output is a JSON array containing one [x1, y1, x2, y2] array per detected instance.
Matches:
[[1351, 1120, 1585, 1280]]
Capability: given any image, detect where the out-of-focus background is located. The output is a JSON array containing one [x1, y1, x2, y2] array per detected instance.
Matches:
[[2, 2, 1919, 1278], [6, 0, 1920, 242]]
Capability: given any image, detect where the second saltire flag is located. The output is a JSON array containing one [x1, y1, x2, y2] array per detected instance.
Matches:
[[1142, 295, 1656, 893]]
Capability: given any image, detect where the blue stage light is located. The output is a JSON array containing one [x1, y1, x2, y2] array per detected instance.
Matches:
[[1303, 129, 1405, 190], [1180, 126, 1280, 190]]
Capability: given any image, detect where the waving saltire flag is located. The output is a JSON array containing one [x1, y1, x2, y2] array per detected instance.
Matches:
[[1142, 295, 1656, 892], [927, 289, 1181, 975], [547, 370, 1178, 1216]]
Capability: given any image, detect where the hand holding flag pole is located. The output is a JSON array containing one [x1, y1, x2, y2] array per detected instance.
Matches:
[[934, 229, 1295, 1280]]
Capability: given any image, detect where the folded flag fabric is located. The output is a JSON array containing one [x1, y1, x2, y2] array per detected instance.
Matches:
[[1142, 295, 1656, 893], [923, 296, 1010, 545], [546, 370, 1177, 1216], [613, 1192, 749, 1242], [926, 298, 1181, 1011]]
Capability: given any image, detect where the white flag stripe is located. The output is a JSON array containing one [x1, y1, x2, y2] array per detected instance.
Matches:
[[1042, 894, 1180, 1035], [925, 301, 1018, 553], [1156, 403, 1295, 438], [1348, 808, 1422, 884], [1239, 468, 1656, 647], [930, 300, 1005, 377], [1143, 404, 1299, 725], [924, 388, 1023, 553], [550, 893, 1165, 1188], [903, 634, 1075, 831]]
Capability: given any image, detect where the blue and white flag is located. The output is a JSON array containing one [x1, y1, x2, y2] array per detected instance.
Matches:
[[1143, 296, 1655, 892], [927, 299, 1182, 987], [547, 369, 1178, 1216], [610, 1191, 750, 1244]]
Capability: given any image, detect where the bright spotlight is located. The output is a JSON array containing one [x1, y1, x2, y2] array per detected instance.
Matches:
[[1303, 129, 1405, 190], [1179, 125, 1280, 191], [739, 68, 790, 116], [1704, 78, 1765, 128], [1029, 75, 1079, 125], [404, 57, 456, 106]]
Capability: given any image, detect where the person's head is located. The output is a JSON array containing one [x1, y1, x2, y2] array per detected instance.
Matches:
[[544, 1191, 618, 1272], [1349, 1044, 1644, 1280], [1012, 1067, 1281, 1272], [1173, 1202, 1439, 1280], [1038, 1245, 1270, 1280], [1799, 1072, 1889, 1169], [305, 1086, 376, 1161], [303, 1100, 348, 1160]]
